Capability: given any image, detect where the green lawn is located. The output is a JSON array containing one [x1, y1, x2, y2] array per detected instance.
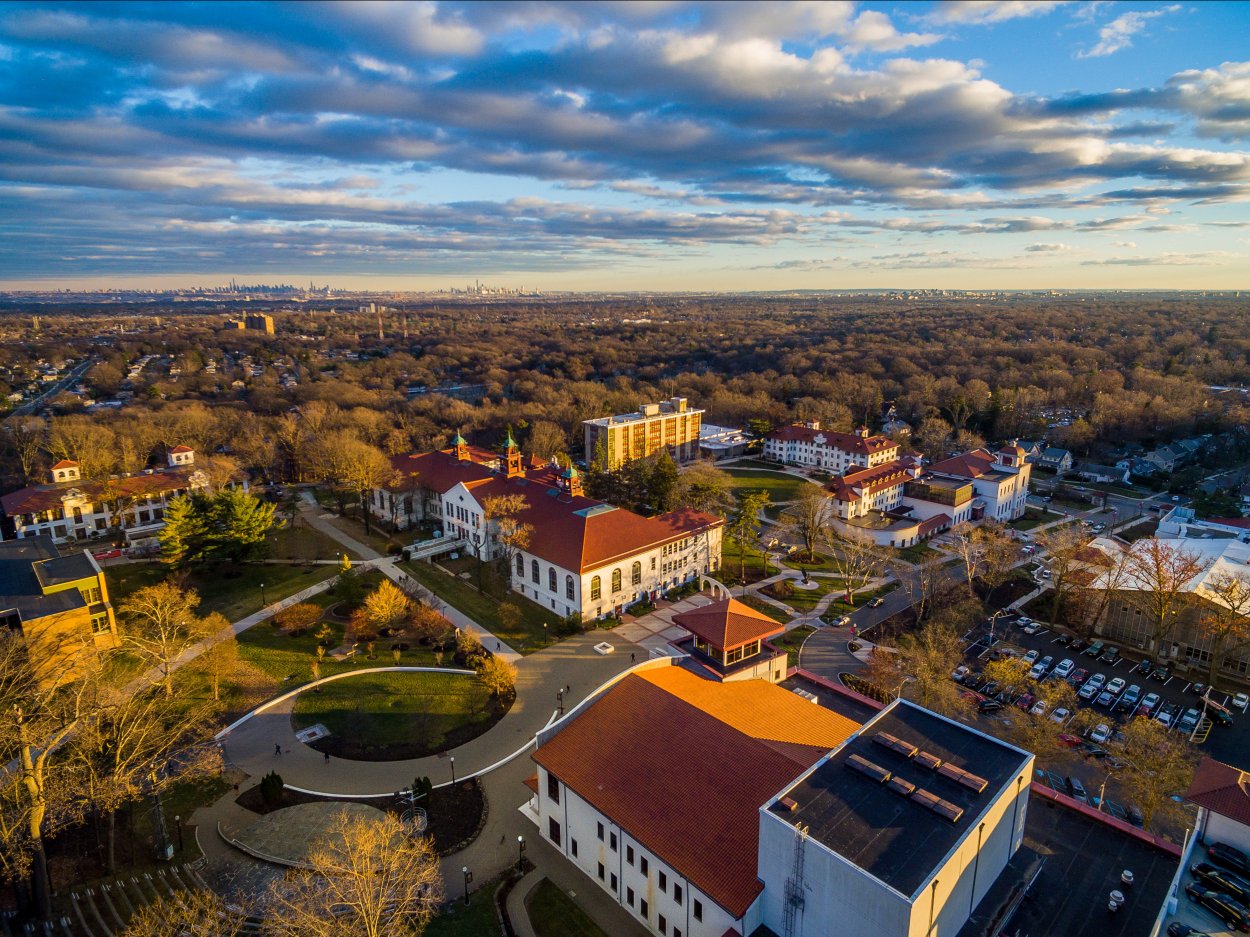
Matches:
[[1010, 509, 1052, 531], [769, 579, 843, 612], [769, 625, 815, 667], [822, 582, 899, 618], [265, 520, 362, 561], [105, 561, 338, 623], [786, 552, 841, 573], [736, 594, 792, 623], [525, 878, 611, 937], [425, 875, 503, 937], [721, 536, 774, 585], [290, 670, 493, 756], [895, 543, 940, 563], [401, 560, 559, 654], [724, 467, 808, 502]]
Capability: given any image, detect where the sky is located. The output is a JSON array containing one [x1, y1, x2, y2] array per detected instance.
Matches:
[[0, 0, 1248, 292]]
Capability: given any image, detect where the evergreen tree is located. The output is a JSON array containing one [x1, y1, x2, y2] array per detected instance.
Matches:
[[208, 487, 278, 563], [158, 494, 203, 566], [648, 450, 680, 512]]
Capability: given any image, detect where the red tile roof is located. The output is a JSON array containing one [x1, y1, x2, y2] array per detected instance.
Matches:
[[827, 459, 917, 503], [168, 445, 194, 454], [1210, 517, 1250, 530], [1, 468, 201, 516], [767, 424, 896, 455], [673, 597, 784, 650], [1187, 756, 1250, 825], [917, 513, 952, 536], [50, 459, 79, 470], [929, 449, 1000, 479], [533, 667, 859, 918]]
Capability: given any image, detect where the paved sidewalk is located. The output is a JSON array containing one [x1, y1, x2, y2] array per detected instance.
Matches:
[[220, 632, 641, 797]]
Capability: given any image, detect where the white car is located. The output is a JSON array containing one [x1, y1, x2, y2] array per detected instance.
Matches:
[[1023, 649, 1039, 665], [1104, 677, 1126, 697], [1030, 700, 1049, 716], [1052, 658, 1075, 680], [1234, 693, 1249, 712], [951, 665, 970, 683], [1022, 621, 1042, 635], [1050, 708, 1071, 724], [1090, 723, 1112, 744]]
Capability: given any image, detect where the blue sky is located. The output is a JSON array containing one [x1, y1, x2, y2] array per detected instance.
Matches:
[[0, 0, 1247, 291]]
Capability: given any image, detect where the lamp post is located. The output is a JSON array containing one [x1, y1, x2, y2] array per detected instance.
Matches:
[[556, 688, 564, 716], [462, 866, 472, 906], [517, 834, 526, 871], [174, 814, 184, 853], [543, 622, 548, 645], [450, 756, 456, 785], [260, 581, 267, 607]]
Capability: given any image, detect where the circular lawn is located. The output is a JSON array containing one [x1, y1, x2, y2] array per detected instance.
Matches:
[[290, 670, 511, 761]]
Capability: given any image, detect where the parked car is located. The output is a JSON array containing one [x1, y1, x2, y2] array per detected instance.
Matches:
[[1066, 775, 1088, 802], [1053, 658, 1075, 680], [1156, 701, 1181, 727], [1192, 862, 1250, 905], [1023, 649, 1039, 665], [1070, 638, 1087, 654], [1117, 684, 1142, 712], [1168, 924, 1214, 937], [1082, 745, 1108, 760], [1126, 804, 1145, 827], [867, 596, 885, 608], [978, 698, 1004, 714], [1051, 707, 1071, 723], [1235, 693, 1250, 712], [1030, 699, 1049, 717], [1029, 662, 1047, 681], [982, 681, 1001, 698], [1179, 708, 1203, 733], [1022, 621, 1042, 635], [1057, 733, 1082, 747], [1067, 667, 1089, 687], [1100, 646, 1121, 664], [1084, 640, 1106, 658], [1015, 692, 1036, 711], [1079, 673, 1107, 700], [1134, 658, 1154, 675], [1090, 723, 1112, 744], [1139, 692, 1162, 716], [1105, 676, 1126, 696], [1210, 842, 1250, 878], [1190, 682, 1208, 696], [1213, 709, 1235, 728], [1152, 665, 1172, 682], [1183, 883, 1250, 933], [951, 665, 971, 684], [1096, 689, 1117, 707]]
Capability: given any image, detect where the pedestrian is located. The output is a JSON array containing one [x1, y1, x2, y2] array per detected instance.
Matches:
[[496, 641, 501, 651], [565, 684, 570, 694], [631, 652, 636, 663], [275, 743, 282, 756], [324, 750, 330, 764]]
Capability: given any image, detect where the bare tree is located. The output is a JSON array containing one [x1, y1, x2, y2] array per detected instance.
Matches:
[[119, 581, 211, 697], [265, 809, 443, 937], [785, 484, 831, 562], [898, 554, 948, 624], [1125, 538, 1211, 664], [822, 524, 888, 607], [4, 418, 45, 483], [1198, 569, 1250, 683], [892, 612, 974, 716], [482, 493, 533, 582], [1080, 539, 1135, 640], [1035, 523, 1092, 625], [1119, 716, 1197, 831], [118, 887, 251, 937]]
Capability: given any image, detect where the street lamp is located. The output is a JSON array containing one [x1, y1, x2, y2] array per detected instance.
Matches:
[[450, 756, 456, 785], [517, 834, 526, 871], [543, 622, 548, 644], [260, 581, 267, 606], [174, 815, 184, 853], [462, 866, 472, 906]]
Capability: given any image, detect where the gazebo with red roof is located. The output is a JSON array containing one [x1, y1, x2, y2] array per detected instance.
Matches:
[[673, 596, 789, 683]]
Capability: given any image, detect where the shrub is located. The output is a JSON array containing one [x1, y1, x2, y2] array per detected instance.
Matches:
[[478, 655, 518, 698], [274, 602, 322, 636], [334, 569, 368, 609], [260, 771, 284, 807], [497, 601, 522, 632]]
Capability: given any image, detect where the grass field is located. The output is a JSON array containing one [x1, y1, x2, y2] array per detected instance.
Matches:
[[402, 560, 559, 653], [769, 625, 816, 667], [526, 879, 611, 937], [290, 670, 493, 756], [425, 876, 504, 937], [105, 561, 338, 624], [895, 543, 940, 563], [265, 520, 362, 561], [724, 467, 808, 503], [736, 594, 792, 623]]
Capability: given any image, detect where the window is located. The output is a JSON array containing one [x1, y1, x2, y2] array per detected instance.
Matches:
[[597, 822, 604, 842], [531, 559, 540, 584], [90, 613, 111, 634], [659, 915, 667, 935], [675, 929, 682, 937], [591, 576, 601, 601], [640, 856, 648, 875], [627, 887, 634, 907], [612, 568, 622, 593], [610, 832, 617, 851], [694, 899, 703, 922], [650, 557, 656, 570], [516, 554, 524, 576], [548, 817, 560, 844], [571, 839, 578, 858], [548, 567, 556, 592], [631, 561, 642, 585], [626, 845, 634, 866], [674, 884, 682, 905], [547, 773, 560, 805], [598, 862, 605, 881], [659, 871, 667, 892], [80, 586, 102, 604], [640, 899, 648, 919], [611, 873, 618, 892], [566, 575, 574, 600]]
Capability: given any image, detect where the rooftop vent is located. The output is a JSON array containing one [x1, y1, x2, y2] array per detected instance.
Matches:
[[777, 797, 799, 813], [847, 754, 892, 784], [911, 788, 964, 823], [873, 732, 919, 758], [937, 763, 989, 794], [914, 750, 943, 771]]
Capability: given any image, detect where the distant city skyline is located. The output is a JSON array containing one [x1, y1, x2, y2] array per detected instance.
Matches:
[[1, 0, 1247, 290]]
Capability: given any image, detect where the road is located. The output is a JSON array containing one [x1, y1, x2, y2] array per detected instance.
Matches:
[[7, 357, 95, 417]]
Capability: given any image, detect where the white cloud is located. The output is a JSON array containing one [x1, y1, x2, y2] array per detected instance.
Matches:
[[1079, 5, 1182, 58], [927, 1, 1073, 26], [1024, 242, 1069, 252], [841, 11, 942, 53]]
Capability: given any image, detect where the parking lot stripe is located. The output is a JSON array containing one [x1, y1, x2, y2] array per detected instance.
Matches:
[[1162, 676, 1174, 687]]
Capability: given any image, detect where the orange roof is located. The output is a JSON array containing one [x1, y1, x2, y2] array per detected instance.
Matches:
[[767, 424, 896, 455], [827, 458, 917, 502], [1187, 757, 1250, 825], [50, 460, 79, 470], [168, 445, 194, 454], [2, 468, 200, 516], [673, 597, 784, 650], [929, 449, 999, 479], [533, 667, 859, 917]]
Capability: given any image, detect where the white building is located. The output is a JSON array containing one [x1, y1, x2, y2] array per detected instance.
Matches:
[[764, 423, 899, 473], [1188, 756, 1250, 855], [526, 662, 1033, 937], [927, 444, 1032, 524], [1, 447, 209, 546], [371, 434, 723, 621]]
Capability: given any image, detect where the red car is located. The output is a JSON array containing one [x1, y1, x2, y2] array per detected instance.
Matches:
[[1057, 733, 1083, 748], [1015, 692, 1036, 711], [92, 548, 122, 560]]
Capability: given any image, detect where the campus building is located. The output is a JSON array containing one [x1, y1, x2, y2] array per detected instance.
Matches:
[[927, 444, 1031, 524], [0, 447, 209, 547], [525, 661, 1033, 937], [0, 534, 117, 682], [370, 434, 723, 621], [227, 313, 275, 335], [583, 397, 704, 470], [763, 423, 899, 473]]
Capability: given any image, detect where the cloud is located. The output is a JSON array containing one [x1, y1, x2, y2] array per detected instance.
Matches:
[[1081, 251, 1231, 266], [841, 11, 942, 53], [1024, 242, 1069, 252], [1079, 5, 1182, 58], [927, 1, 1073, 26]]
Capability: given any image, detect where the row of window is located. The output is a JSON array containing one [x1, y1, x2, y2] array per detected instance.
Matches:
[[594, 822, 702, 927]]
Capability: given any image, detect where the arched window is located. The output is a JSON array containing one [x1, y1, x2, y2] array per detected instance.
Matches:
[[631, 561, 642, 586], [566, 575, 574, 600], [590, 576, 601, 601], [611, 568, 622, 593], [548, 567, 557, 592], [515, 553, 524, 576], [531, 559, 540, 584]]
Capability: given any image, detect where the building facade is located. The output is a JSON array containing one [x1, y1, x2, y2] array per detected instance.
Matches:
[[764, 423, 899, 473], [1, 448, 210, 546], [0, 534, 117, 683], [583, 397, 704, 470], [371, 435, 723, 621]]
